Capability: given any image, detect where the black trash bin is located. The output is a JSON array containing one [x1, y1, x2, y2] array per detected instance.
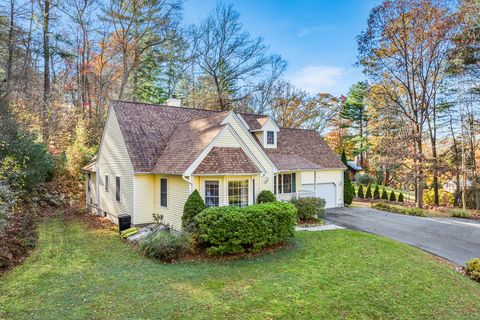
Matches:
[[118, 214, 131, 233]]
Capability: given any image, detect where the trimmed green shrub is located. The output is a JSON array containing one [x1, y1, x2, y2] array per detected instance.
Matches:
[[140, 229, 189, 262], [381, 187, 388, 200], [182, 190, 206, 230], [398, 192, 404, 202], [257, 190, 276, 204], [365, 184, 372, 199], [357, 184, 365, 198], [372, 203, 427, 217], [373, 184, 380, 199], [195, 202, 296, 255], [389, 191, 397, 202], [351, 184, 356, 197], [341, 151, 353, 206], [466, 258, 480, 281], [291, 197, 326, 220]]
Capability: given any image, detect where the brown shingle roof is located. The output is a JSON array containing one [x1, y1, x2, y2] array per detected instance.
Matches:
[[266, 128, 345, 170], [110, 101, 344, 174], [151, 112, 228, 174], [194, 147, 260, 175], [112, 101, 222, 172], [239, 113, 269, 130]]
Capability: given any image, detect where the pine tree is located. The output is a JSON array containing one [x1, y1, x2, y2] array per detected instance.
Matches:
[[381, 186, 388, 200], [357, 184, 365, 198], [389, 191, 397, 202], [398, 192, 404, 202], [365, 183, 372, 199], [341, 150, 353, 205], [373, 184, 380, 199]]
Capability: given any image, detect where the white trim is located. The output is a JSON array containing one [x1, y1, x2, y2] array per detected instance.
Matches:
[[229, 113, 279, 173], [277, 168, 344, 173], [184, 124, 266, 176], [132, 175, 136, 225], [193, 172, 260, 176], [225, 177, 251, 206], [160, 177, 168, 208], [237, 114, 251, 130]]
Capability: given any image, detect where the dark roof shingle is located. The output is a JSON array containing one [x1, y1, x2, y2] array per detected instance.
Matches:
[[194, 147, 260, 174]]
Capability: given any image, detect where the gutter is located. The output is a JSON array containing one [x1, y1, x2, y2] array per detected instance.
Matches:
[[182, 175, 194, 193]]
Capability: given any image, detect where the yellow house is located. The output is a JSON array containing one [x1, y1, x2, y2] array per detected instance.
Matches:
[[84, 100, 345, 230]]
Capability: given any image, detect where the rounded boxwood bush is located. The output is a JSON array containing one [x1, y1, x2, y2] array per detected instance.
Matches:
[[466, 258, 480, 281], [195, 202, 296, 255], [182, 190, 206, 230], [291, 197, 326, 220], [257, 190, 276, 204]]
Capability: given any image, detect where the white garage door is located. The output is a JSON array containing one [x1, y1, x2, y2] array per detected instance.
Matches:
[[300, 183, 337, 208]]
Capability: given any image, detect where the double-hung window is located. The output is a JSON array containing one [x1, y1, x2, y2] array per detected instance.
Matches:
[[115, 176, 121, 202], [266, 131, 275, 145], [160, 178, 168, 207], [205, 181, 219, 207], [274, 173, 296, 194], [228, 180, 249, 207]]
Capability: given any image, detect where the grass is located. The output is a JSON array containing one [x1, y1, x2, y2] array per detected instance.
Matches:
[[1, 219, 480, 319]]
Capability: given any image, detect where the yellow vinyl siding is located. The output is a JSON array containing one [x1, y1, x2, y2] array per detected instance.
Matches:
[[154, 175, 190, 230], [223, 116, 276, 195], [96, 107, 134, 224], [133, 174, 155, 225]]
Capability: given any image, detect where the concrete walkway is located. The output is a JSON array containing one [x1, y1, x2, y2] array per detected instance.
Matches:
[[326, 207, 480, 266], [296, 224, 345, 231]]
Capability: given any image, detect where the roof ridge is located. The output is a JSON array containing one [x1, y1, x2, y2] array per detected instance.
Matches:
[[111, 100, 225, 113]]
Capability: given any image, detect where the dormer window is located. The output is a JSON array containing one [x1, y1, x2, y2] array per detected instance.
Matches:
[[267, 131, 275, 145]]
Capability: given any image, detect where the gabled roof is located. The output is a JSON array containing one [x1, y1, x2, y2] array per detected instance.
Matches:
[[151, 112, 228, 174], [266, 128, 345, 170], [112, 101, 220, 172], [109, 101, 345, 174], [194, 147, 260, 175]]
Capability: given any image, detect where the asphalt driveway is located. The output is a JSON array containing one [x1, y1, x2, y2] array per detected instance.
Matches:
[[326, 207, 480, 266]]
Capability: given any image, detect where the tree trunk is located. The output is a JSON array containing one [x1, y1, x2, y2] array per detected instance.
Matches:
[[5, 0, 15, 98], [42, 0, 51, 143]]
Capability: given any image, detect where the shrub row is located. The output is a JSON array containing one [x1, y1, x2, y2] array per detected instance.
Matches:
[[355, 184, 404, 202], [372, 203, 427, 217], [195, 202, 296, 255]]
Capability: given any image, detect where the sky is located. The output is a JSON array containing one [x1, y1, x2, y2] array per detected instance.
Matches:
[[183, 0, 381, 97]]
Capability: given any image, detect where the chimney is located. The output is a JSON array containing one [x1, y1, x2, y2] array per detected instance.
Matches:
[[166, 97, 181, 107]]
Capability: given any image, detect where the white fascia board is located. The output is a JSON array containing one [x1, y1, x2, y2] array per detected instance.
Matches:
[[230, 113, 279, 173]]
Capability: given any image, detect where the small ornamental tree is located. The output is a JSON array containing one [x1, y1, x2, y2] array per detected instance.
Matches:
[[365, 184, 372, 199], [373, 184, 380, 199], [257, 190, 276, 203], [357, 184, 365, 198], [341, 150, 353, 206], [182, 190, 206, 230], [381, 186, 388, 200], [389, 190, 397, 202], [398, 192, 404, 202]]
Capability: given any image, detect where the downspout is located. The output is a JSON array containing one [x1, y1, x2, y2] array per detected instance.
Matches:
[[182, 175, 194, 194]]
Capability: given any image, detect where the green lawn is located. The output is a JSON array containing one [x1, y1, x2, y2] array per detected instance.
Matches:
[[1, 219, 480, 319]]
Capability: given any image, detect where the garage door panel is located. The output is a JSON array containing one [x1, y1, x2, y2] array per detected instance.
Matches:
[[300, 183, 337, 208]]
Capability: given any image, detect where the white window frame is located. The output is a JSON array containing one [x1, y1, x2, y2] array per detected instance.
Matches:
[[266, 131, 275, 145], [227, 179, 249, 207], [115, 176, 121, 202], [160, 178, 168, 208], [204, 180, 220, 207]]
